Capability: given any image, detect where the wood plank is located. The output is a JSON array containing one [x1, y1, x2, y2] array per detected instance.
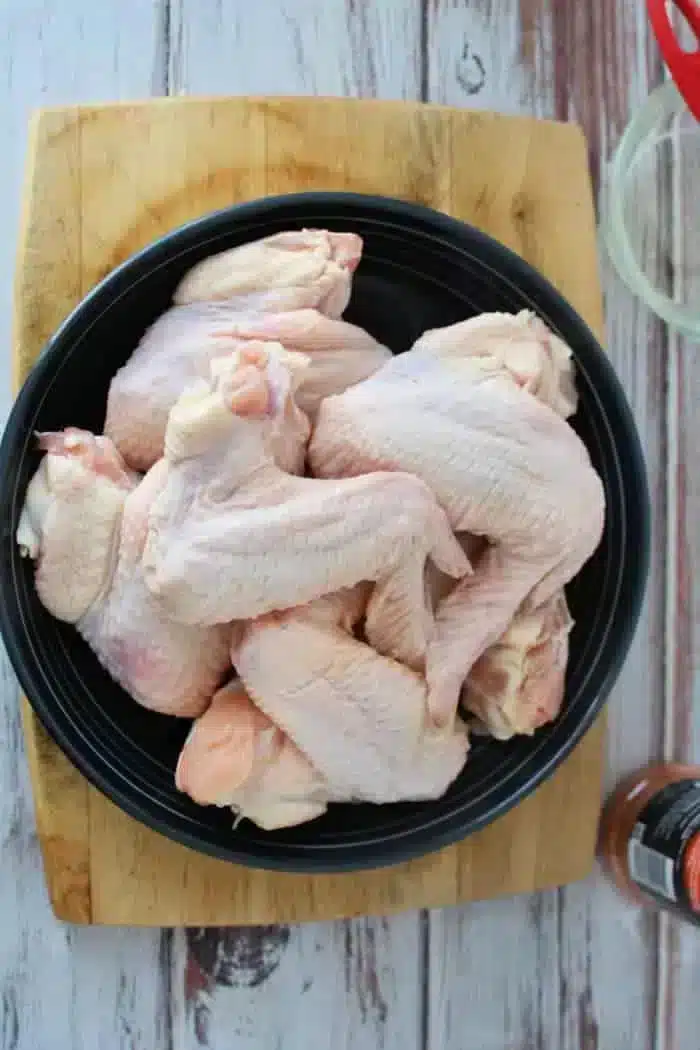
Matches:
[[0, 0, 166, 419], [167, 2, 424, 1045], [425, 3, 669, 1049], [658, 100, 700, 1047], [170, 917, 423, 1049], [0, 3, 171, 1047], [426, 0, 551, 116], [169, 0, 422, 99], [429, 892, 561, 1049], [661, 318, 700, 1043]]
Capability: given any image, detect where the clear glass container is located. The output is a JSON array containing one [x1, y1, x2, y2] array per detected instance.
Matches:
[[601, 79, 700, 339]]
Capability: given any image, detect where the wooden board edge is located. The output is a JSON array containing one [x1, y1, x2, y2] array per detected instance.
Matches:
[[20, 701, 92, 923], [27, 94, 586, 135], [13, 110, 43, 394], [90, 852, 600, 928], [560, 712, 606, 871], [14, 110, 93, 925]]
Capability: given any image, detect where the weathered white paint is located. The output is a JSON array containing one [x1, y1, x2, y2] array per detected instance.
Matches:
[[169, 0, 423, 99], [425, 0, 553, 116], [170, 917, 424, 1050], [0, 1, 698, 1049], [428, 892, 561, 1050], [167, 3, 427, 1047], [0, 0, 166, 426], [426, 2, 678, 1050], [658, 97, 700, 1045], [0, 3, 170, 1049]]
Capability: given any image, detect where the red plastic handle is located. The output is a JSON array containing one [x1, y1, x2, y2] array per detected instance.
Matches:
[[647, 0, 700, 119]]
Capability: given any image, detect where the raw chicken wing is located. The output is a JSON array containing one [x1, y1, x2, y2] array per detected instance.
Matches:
[[234, 589, 469, 804], [105, 309, 311, 473], [105, 229, 361, 471], [17, 429, 136, 621], [176, 680, 328, 829], [174, 229, 362, 315], [18, 430, 229, 716], [464, 592, 573, 739], [211, 308, 391, 417], [142, 347, 469, 668], [310, 312, 604, 725], [450, 317, 578, 737], [412, 310, 578, 418]]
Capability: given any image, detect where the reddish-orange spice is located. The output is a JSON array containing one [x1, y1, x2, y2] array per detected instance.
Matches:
[[599, 763, 700, 923]]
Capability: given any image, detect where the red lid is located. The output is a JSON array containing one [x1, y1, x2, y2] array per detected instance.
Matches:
[[647, 0, 700, 121]]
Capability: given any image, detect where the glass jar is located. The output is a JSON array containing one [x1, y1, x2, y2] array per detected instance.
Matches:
[[601, 79, 700, 340]]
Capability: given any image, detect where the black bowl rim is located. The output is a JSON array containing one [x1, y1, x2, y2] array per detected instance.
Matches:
[[0, 190, 651, 872]]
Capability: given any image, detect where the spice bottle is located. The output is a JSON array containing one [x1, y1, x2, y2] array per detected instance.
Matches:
[[599, 763, 700, 924]]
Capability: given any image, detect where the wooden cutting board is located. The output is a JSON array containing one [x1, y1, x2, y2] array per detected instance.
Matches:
[[15, 96, 605, 925]]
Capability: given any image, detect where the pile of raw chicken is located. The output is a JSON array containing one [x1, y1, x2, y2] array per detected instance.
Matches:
[[17, 230, 605, 831]]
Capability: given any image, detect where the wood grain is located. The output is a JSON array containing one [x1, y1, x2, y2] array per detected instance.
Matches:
[[426, 0, 551, 115], [171, 916, 424, 1049], [13, 109, 93, 923], [0, 4, 171, 1049], [553, 3, 671, 1045], [658, 90, 700, 1046], [165, 8, 426, 1046], [660, 324, 700, 1045], [425, 3, 671, 1049], [169, 0, 423, 99]]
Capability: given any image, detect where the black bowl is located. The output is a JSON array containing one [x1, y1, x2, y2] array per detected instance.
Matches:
[[0, 192, 649, 871]]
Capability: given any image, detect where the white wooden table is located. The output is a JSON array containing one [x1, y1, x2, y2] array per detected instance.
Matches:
[[0, 2, 698, 1048]]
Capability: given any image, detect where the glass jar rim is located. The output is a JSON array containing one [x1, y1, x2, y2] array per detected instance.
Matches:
[[601, 79, 700, 340]]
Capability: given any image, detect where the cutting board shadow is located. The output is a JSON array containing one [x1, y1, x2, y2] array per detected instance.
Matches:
[[14, 95, 605, 925]]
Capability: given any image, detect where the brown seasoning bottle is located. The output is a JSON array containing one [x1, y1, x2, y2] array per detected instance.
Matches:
[[599, 763, 700, 923]]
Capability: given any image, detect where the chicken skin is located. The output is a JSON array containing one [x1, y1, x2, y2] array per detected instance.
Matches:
[[18, 430, 229, 716], [105, 229, 361, 472], [233, 588, 469, 804], [210, 308, 392, 418], [310, 311, 604, 726], [452, 314, 579, 737], [412, 310, 578, 419], [142, 347, 469, 669], [176, 680, 329, 830], [105, 305, 389, 473], [464, 592, 573, 739], [105, 310, 311, 473], [174, 229, 362, 314]]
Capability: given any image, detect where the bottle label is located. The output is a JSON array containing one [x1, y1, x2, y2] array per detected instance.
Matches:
[[627, 778, 700, 923]]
